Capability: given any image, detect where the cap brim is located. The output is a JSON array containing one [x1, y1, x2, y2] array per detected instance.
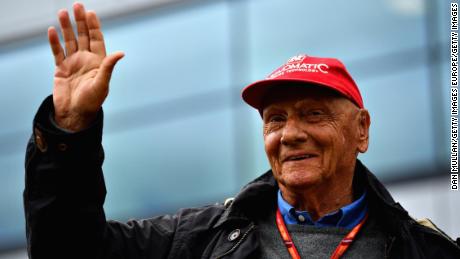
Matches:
[[241, 78, 343, 110]]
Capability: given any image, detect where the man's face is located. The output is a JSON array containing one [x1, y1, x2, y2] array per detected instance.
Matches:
[[262, 86, 370, 191]]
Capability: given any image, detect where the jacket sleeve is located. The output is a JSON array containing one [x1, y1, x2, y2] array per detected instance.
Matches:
[[24, 96, 177, 259]]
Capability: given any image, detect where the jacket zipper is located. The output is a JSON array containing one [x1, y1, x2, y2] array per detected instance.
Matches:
[[215, 223, 255, 259]]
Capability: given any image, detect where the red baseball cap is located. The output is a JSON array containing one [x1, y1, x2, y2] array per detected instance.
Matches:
[[241, 54, 364, 110]]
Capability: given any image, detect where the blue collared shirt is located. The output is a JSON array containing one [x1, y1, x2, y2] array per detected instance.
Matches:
[[277, 190, 368, 230]]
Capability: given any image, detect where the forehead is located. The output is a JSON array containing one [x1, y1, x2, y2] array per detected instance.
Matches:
[[261, 84, 349, 111]]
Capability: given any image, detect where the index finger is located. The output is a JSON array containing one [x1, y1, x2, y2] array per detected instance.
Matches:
[[86, 11, 106, 56]]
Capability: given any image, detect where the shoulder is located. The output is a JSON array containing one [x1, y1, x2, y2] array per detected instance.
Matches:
[[172, 199, 230, 232], [402, 217, 460, 258], [371, 205, 460, 257], [355, 162, 460, 257]]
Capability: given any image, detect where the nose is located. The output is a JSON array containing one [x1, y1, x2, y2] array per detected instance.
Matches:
[[280, 119, 308, 146]]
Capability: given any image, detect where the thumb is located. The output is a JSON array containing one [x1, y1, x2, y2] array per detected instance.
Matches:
[[95, 51, 125, 88]]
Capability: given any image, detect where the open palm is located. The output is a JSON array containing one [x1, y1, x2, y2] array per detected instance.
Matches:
[[49, 3, 124, 131]]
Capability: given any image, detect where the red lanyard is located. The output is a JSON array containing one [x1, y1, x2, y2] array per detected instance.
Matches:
[[275, 208, 368, 259]]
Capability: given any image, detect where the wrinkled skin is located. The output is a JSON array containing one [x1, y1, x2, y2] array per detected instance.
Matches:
[[262, 85, 371, 219]]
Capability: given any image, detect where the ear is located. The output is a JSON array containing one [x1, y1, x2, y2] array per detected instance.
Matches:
[[357, 109, 371, 153]]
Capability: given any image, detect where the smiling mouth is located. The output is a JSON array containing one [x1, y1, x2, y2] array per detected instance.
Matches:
[[285, 154, 315, 161]]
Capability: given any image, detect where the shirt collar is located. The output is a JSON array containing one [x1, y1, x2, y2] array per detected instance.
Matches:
[[277, 189, 368, 229]]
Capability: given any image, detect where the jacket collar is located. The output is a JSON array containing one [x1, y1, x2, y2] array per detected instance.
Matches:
[[213, 159, 410, 233], [213, 171, 277, 228]]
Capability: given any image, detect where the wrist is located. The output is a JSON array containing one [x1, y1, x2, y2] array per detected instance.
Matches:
[[54, 111, 97, 132]]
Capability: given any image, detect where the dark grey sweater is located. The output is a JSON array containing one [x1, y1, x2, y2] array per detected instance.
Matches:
[[256, 210, 386, 258]]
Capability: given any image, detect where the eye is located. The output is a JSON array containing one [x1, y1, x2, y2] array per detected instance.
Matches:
[[263, 113, 285, 135], [304, 109, 326, 122], [309, 110, 323, 116], [268, 114, 285, 123], [263, 113, 286, 124]]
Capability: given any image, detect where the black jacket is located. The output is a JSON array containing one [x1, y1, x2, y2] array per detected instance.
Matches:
[[24, 96, 460, 259]]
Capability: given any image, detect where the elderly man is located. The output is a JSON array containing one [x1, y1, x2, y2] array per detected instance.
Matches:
[[24, 3, 459, 259]]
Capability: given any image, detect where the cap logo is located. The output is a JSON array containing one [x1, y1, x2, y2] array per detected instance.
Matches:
[[267, 62, 329, 79], [287, 54, 307, 63]]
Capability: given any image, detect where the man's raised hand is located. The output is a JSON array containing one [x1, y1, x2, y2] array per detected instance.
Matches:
[[48, 2, 124, 132]]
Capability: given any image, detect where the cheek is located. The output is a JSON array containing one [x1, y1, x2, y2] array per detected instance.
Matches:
[[264, 132, 281, 163], [310, 127, 343, 160], [320, 128, 354, 166]]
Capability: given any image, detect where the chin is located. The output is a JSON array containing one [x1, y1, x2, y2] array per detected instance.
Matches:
[[277, 167, 324, 190]]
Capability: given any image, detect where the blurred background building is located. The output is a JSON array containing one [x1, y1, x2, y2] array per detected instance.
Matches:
[[0, 0, 456, 258]]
